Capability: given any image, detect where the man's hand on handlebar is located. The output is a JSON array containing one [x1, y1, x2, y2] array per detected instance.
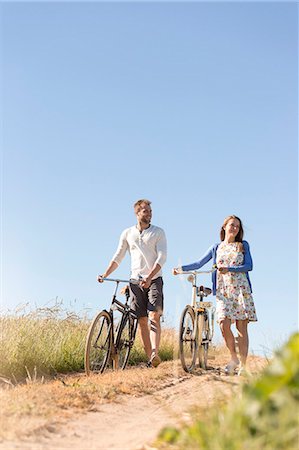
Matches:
[[97, 275, 105, 283], [140, 277, 151, 289]]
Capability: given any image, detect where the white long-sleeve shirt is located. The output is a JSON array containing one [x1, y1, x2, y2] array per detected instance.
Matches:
[[112, 224, 167, 280]]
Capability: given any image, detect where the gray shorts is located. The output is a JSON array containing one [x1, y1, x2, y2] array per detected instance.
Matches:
[[129, 277, 164, 318]]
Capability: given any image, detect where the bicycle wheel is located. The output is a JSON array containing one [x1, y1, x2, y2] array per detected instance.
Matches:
[[85, 310, 112, 375], [179, 305, 197, 372], [198, 314, 210, 370], [116, 315, 137, 370]]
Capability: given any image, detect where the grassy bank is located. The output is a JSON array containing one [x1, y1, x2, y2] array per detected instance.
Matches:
[[0, 304, 175, 382], [158, 332, 299, 450]]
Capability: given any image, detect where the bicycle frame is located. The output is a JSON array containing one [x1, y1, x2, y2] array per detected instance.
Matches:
[[100, 278, 138, 368], [176, 268, 216, 371], [110, 290, 137, 363], [184, 269, 215, 342], [85, 277, 141, 375]]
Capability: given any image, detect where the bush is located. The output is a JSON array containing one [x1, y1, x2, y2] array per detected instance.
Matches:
[[158, 333, 299, 450]]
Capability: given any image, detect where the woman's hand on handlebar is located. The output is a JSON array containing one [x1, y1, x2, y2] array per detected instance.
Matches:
[[172, 268, 180, 275], [218, 267, 228, 274]]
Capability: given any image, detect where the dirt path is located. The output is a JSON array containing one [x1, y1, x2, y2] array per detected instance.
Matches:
[[0, 357, 266, 450]]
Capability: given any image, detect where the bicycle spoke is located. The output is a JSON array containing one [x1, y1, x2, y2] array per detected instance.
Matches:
[[198, 316, 210, 369], [117, 316, 135, 369], [85, 311, 112, 375], [180, 306, 197, 372]]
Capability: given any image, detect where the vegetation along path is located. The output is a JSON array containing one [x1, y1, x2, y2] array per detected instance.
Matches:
[[0, 353, 266, 450]]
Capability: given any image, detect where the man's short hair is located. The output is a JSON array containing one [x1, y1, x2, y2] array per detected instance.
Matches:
[[134, 199, 151, 213]]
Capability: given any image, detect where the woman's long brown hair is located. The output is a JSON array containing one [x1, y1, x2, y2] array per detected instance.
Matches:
[[220, 215, 244, 252]]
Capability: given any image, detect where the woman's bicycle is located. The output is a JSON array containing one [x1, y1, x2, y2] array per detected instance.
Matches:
[[85, 278, 139, 375], [174, 268, 216, 373]]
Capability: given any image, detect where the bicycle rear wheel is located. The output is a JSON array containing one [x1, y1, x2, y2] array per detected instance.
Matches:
[[116, 316, 137, 369], [198, 314, 210, 370], [85, 310, 112, 375], [179, 305, 197, 372]]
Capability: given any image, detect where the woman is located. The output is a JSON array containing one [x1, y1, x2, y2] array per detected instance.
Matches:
[[173, 215, 257, 375]]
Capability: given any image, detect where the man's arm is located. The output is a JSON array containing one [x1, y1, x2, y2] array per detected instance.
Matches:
[[97, 260, 119, 282], [140, 263, 162, 288], [141, 229, 167, 288], [98, 230, 128, 282]]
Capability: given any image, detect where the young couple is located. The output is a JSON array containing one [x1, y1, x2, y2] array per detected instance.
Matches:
[[98, 199, 257, 373]]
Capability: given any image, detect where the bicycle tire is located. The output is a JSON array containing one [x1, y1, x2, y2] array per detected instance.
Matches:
[[179, 305, 197, 372], [116, 315, 137, 369], [85, 310, 112, 375], [198, 315, 209, 370]]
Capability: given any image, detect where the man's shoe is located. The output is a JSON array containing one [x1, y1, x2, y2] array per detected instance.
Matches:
[[150, 353, 161, 368]]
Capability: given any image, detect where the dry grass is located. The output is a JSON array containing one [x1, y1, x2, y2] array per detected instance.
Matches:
[[0, 304, 268, 442], [0, 360, 188, 440], [0, 303, 89, 382], [0, 303, 176, 383], [0, 347, 267, 441]]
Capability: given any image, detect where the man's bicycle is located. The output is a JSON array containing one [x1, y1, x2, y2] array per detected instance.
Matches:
[[175, 268, 216, 373], [85, 278, 139, 375]]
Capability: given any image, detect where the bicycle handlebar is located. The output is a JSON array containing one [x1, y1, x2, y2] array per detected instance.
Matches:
[[175, 267, 217, 275], [98, 277, 141, 285]]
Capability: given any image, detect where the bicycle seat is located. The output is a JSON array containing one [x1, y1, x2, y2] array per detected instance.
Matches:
[[197, 286, 212, 297]]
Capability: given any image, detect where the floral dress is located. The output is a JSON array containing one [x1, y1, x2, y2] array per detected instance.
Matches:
[[216, 242, 257, 323]]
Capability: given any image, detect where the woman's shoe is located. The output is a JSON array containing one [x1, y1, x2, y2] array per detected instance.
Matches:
[[224, 359, 239, 375], [237, 366, 245, 376], [237, 366, 250, 376]]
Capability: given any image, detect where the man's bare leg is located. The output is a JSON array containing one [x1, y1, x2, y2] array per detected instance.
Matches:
[[138, 316, 152, 359], [149, 311, 161, 356]]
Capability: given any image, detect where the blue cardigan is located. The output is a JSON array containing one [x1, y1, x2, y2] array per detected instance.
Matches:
[[181, 240, 253, 295]]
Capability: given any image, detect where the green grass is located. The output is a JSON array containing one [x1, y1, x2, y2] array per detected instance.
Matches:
[[157, 332, 299, 450], [0, 303, 175, 382], [0, 305, 88, 381]]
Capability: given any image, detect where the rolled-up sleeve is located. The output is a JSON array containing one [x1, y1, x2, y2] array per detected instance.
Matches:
[[229, 241, 253, 272], [155, 230, 167, 267], [112, 230, 128, 266]]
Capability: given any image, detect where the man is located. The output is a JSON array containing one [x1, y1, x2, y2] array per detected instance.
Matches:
[[98, 199, 167, 367]]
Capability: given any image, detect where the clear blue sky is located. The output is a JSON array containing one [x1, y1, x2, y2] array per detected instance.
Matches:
[[1, 1, 298, 356]]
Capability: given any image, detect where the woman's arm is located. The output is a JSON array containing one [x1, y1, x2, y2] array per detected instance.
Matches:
[[180, 244, 214, 271], [228, 241, 253, 272]]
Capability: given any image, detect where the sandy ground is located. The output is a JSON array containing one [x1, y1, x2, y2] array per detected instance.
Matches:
[[0, 357, 266, 450]]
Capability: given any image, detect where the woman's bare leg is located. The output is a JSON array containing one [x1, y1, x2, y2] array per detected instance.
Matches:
[[219, 317, 239, 363], [236, 320, 249, 367]]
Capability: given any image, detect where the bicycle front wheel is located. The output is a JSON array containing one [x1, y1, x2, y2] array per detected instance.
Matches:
[[198, 314, 210, 370], [85, 310, 112, 375], [179, 305, 197, 372], [116, 316, 137, 370]]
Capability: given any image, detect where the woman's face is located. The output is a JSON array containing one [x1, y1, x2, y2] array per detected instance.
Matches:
[[224, 218, 240, 240]]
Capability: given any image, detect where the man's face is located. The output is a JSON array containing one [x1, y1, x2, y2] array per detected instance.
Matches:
[[136, 203, 152, 225]]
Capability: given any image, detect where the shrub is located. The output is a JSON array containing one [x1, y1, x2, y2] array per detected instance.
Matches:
[[158, 333, 299, 450]]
